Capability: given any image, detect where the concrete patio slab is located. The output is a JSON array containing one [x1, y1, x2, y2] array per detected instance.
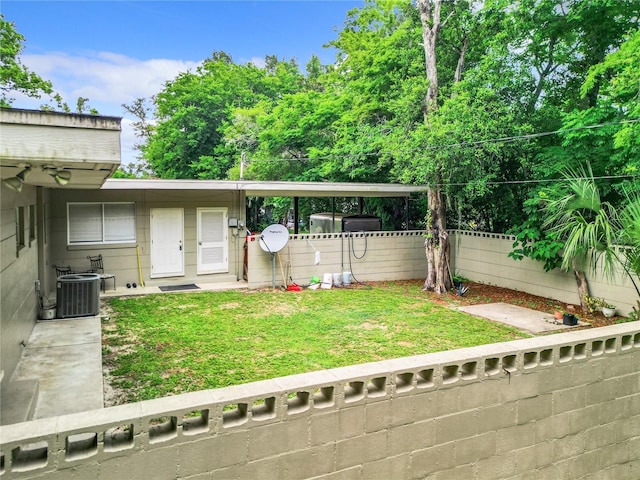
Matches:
[[100, 279, 248, 298], [3, 282, 247, 424], [458, 302, 587, 334], [9, 317, 103, 419]]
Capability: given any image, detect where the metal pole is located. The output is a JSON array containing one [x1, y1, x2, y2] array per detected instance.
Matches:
[[405, 197, 410, 230], [272, 254, 276, 288], [294, 196, 299, 234], [331, 197, 335, 233]]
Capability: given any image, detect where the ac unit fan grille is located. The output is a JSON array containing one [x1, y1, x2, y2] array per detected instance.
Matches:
[[57, 274, 100, 318]]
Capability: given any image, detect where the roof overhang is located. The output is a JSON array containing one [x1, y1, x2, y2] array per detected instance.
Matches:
[[101, 179, 428, 197], [0, 107, 122, 189]]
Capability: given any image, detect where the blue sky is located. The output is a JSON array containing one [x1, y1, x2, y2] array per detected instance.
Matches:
[[2, 0, 363, 164]]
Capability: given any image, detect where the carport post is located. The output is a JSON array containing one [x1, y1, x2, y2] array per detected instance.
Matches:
[[405, 197, 409, 230]]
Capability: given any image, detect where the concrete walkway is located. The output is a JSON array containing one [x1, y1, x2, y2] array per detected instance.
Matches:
[[458, 302, 587, 334], [2, 281, 248, 424], [8, 317, 103, 420], [100, 279, 248, 298]]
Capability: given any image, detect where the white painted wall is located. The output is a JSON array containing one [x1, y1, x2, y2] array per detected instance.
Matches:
[[46, 189, 246, 296], [247, 231, 429, 289]]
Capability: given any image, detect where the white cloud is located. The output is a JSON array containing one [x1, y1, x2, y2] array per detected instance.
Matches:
[[14, 51, 201, 169], [23, 51, 201, 112], [248, 57, 266, 68]]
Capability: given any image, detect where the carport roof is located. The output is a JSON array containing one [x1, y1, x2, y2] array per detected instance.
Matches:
[[102, 179, 428, 197]]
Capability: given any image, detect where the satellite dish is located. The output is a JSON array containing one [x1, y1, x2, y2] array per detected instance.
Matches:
[[259, 224, 290, 253]]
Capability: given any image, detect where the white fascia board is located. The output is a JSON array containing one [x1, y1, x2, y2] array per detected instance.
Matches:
[[102, 179, 427, 197]]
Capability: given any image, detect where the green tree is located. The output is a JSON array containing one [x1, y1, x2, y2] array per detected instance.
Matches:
[[0, 14, 52, 106], [580, 29, 640, 187], [543, 167, 619, 311], [249, 91, 347, 181], [412, 0, 517, 292], [619, 189, 640, 296], [396, 85, 534, 232], [144, 52, 305, 179], [509, 30, 640, 299], [40, 93, 99, 114]]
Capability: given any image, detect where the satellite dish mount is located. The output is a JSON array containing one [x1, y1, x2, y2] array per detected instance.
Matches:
[[259, 224, 290, 288]]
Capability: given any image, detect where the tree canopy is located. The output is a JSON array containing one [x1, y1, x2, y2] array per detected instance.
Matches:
[[136, 0, 636, 224], [3, 1, 638, 294], [0, 14, 52, 106]]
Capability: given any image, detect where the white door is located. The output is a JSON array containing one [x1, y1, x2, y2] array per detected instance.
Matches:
[[150, 208, 184, 278], [197, 208, 228, 274]]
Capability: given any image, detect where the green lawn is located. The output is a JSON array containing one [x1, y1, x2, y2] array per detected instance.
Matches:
[[102, 282, 527, 404]]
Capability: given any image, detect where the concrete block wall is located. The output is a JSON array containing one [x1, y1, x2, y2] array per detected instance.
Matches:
[[2, 322, 640, 479], [451, 230, 638, 316], [247, 231, 428, 289]]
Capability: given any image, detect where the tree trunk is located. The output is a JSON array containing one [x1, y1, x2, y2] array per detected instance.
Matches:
[[416, 0, 442, 116], [454, 37, 469, 84], [574, 270, 590, 314], [417, 0, 451, 293], [423, 181, 451, 294]]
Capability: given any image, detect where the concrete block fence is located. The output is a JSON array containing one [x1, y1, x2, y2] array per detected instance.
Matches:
[[247, 229, 637, 317], [247, 231, 429, 289], [2, 322, 640, 479], [450, 230, 637, 316]]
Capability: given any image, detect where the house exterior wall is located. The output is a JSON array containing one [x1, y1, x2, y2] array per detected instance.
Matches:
[[46, 189, 246, 296], [246, 231, 428, 289], [450, 230, 637, 317], [0, 184, 39, 381], [1, 322, 639, 479]]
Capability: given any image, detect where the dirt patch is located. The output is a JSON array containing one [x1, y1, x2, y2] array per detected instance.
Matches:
[[387, 279, 621, 328], [219, 302, 241, 309], [347, 321, 388, 331], [101, 300, 141, 406]]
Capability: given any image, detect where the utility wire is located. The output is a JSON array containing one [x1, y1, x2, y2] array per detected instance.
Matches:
[[244, 118, 640, 164], [437, 174, 640, 188]]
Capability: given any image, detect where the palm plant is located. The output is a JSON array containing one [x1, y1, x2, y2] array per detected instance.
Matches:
[[618, 188, 640, 315], [542, 165, 639, 313]]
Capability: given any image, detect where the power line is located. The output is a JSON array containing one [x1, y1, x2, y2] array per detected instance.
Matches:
[[244, 118, 640, 164], [435, 173, 640, 188]]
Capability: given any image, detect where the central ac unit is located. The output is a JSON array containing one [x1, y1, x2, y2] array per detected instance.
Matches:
[[56, 274, 101, 318]]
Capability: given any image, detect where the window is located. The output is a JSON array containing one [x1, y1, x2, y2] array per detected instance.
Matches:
[[16, 206, 25, 252], [68, 202, 136, 245], [29, 204, 36, 245]]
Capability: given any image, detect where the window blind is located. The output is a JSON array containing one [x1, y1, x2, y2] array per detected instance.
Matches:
[[68, 202, 135, 245]]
